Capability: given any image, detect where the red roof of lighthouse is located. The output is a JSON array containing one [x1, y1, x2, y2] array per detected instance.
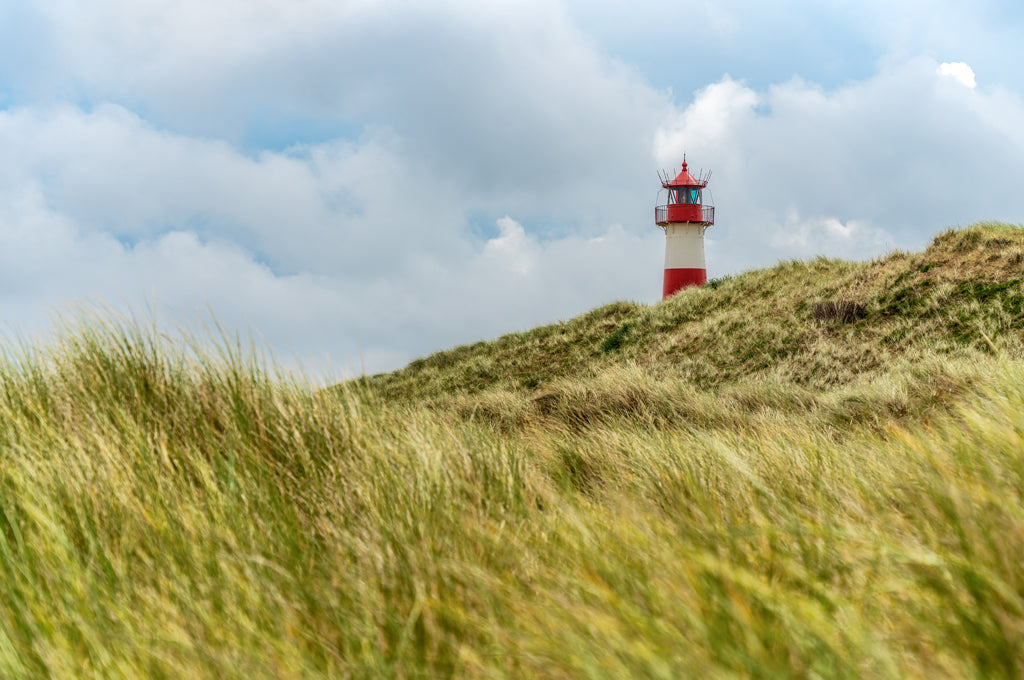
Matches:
[[662, 160, 708, 189]]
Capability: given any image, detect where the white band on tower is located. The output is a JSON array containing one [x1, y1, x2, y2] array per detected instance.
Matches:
[[663, 223, 707, 270]]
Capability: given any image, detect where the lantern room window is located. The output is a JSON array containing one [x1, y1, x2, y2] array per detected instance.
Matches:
[[670, 188, 701, 205]]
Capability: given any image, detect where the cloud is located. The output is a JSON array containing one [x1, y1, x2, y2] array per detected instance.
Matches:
[[653, 77, 759, 169], [938, 62, 977, 88], [0, 102, 666, 377], [770, 208, 893, 254], [0, 104, 475, 277], [483, 217, 539, 276], [19, 0, 668, 207]]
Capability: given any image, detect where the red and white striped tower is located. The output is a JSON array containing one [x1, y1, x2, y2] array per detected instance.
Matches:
[[655, 157, 715, 299]]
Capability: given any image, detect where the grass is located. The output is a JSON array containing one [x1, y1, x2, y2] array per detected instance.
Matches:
[[0, 223, 1023, 677]]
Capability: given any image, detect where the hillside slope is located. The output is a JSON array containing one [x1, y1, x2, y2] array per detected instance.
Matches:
[[368, 222, 1024, 428]]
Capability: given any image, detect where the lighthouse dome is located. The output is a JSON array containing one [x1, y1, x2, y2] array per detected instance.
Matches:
[[663, 161, 707, 189]]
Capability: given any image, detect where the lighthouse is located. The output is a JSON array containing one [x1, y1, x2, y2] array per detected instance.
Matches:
[[655, 157, 715, 299]]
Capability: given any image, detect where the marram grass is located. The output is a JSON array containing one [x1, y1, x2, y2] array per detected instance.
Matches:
[[2, 225, 1024, 677]]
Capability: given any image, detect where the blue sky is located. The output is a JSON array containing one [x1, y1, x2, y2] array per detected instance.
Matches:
[[1, 0, 1023, 377]]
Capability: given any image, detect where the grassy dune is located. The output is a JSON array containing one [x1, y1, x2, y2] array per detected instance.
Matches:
[[1, 223, 1024, 677], [371, 222, 1024, 417]]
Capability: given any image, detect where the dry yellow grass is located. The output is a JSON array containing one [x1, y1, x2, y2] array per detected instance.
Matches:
[[1, 224, 1023, 677]]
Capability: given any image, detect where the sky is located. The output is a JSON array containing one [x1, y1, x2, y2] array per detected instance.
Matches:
[[1, 0, 1023, 378]]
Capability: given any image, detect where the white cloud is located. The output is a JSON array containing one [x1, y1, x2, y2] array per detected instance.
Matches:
[[653, 77, 759, 169], [0, 104, 473, 277], [938, 61, 977, 88], [24, 0, 669, 209], [0, 102, 666, 377], [483, 217, 538, 276], [770, 207, 893, 255]]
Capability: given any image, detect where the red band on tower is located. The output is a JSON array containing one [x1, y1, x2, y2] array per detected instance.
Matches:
[[662, 268, 707, 298]]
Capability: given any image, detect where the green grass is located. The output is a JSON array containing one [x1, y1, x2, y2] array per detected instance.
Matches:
[[1, 223, 1024, 677]]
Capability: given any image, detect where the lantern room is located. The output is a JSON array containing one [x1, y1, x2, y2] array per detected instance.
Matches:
[[655, 160, 715, 227]]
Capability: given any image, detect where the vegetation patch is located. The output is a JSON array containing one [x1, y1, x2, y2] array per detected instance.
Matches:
[[811, 300, 867, 323], [600, 322, 634, 352], [705, 275, 733, 290], [877, 278, 937, 317], [954, 280, 1024, 316]]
